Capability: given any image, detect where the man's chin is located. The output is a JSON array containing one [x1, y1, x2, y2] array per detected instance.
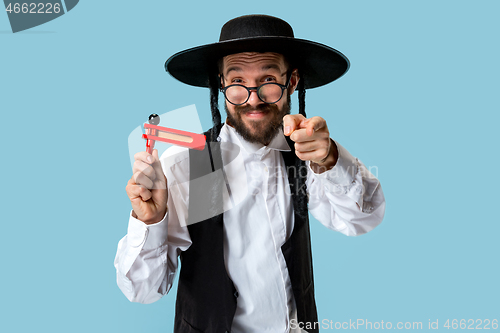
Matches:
[[242, 118, 268, 131], [242, 123, 281, 144]]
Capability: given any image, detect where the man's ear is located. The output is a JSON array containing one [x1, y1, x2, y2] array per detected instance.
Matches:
[[288, 69, 300, 95], [219, 74, 224, 89]]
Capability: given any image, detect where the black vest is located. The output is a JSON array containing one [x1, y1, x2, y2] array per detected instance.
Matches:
[[174, 127, 318, 333]]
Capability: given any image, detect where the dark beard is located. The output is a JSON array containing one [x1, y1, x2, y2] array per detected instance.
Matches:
[[225, 94, 291, 145]]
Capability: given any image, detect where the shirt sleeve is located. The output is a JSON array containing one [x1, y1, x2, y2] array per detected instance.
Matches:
[[114, 148, 192, 304], [306, 140, 386, 236]]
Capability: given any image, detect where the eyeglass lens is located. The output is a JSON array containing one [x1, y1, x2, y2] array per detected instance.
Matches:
[[225, 83, 284, 105]]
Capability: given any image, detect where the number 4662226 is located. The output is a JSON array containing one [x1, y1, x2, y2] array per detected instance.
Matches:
[[5, 3, 61, 14], [444, 319, 499, 330]]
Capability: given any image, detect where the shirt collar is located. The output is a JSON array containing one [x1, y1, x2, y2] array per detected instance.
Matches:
[[219, 122, 291, 156]]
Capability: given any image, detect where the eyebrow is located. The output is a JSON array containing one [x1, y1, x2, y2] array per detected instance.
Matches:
[[224, 66, 242, 76], [261, 64, 282, 73], [224, 64, 283, 76]]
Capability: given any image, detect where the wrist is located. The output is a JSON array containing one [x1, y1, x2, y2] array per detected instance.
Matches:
[[131, 208, 168, 225]]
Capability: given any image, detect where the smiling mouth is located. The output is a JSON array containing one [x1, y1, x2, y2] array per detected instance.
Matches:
[[242, 110, 269, 118]]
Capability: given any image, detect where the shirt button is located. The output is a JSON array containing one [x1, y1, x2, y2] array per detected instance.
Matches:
[[264, 166, 268, 172]]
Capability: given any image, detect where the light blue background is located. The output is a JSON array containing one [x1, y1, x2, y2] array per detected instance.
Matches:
[[1, 1, 498, 332]]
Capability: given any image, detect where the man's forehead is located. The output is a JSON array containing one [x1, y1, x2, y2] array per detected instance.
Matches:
[[222, 52, 287, 73]]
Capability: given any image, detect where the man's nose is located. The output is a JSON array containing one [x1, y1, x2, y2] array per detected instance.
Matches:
[[246, 87, 262, 106]]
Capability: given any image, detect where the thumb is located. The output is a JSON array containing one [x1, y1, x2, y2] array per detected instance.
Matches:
[[283, 114, 305, 136]]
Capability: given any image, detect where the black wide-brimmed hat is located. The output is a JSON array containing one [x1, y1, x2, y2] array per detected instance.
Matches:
[[165, 14, 350, 89]]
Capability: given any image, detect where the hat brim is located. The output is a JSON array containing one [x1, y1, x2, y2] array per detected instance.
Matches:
[[165, 36, 350, 89]]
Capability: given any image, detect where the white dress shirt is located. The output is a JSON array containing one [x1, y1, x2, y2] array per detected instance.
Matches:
[[114, 123, 385, 333]]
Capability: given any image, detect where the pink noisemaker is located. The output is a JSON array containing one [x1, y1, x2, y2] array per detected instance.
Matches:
[[143, 113, 206, 153]]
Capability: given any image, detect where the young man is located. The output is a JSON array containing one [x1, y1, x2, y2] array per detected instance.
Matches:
[[115, 15, 385, 333]]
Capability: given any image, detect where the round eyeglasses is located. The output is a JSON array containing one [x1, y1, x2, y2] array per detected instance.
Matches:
[[220, 73, 291, 106]]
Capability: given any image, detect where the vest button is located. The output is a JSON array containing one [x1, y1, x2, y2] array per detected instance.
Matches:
[[234, 291, 239, 298]]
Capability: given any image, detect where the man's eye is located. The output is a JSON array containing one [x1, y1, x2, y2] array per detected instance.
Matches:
[[263, 77, 276, 82], [231, 78, 243, 83]]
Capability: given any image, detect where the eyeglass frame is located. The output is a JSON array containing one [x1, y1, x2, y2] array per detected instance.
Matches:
[[219, 71, 292, 106]]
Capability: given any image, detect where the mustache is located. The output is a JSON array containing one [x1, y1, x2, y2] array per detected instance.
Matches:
[[234, 103, 279, 115]]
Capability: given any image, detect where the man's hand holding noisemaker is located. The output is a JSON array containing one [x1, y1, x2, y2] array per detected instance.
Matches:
[[126, 149, 168, 225]]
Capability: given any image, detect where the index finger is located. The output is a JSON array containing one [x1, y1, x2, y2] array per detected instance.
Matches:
[[304, 116, 327, 136]]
